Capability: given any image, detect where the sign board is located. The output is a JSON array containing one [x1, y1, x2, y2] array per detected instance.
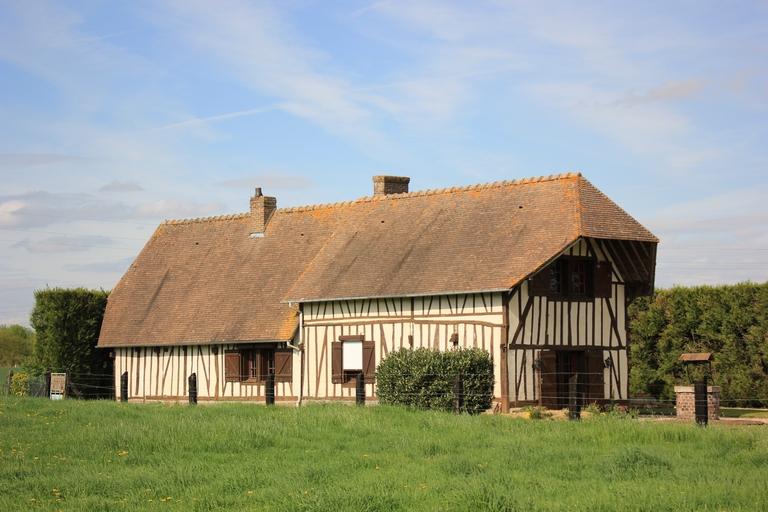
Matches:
[[343, 341, 363, 370], [50, 373, 66, 400]]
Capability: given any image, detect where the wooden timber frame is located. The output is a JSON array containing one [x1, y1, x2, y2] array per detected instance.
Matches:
[[111, 235, 654, 408]]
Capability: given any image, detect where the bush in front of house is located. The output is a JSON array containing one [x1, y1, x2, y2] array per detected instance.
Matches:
[[376, 347, 494, 414]]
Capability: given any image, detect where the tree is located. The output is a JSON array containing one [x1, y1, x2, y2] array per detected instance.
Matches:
[[0, 324, 35, 366]]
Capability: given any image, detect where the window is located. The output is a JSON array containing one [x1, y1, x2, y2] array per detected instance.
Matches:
[[224, 347, 292, 383], [532, 256, 598, 300], [332, 336, 376, 384], [242, 349, 274, 382], [569, 259, 589, 297]]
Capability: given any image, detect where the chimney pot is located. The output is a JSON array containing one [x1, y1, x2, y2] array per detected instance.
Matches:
[[373, 175, 410, 196]]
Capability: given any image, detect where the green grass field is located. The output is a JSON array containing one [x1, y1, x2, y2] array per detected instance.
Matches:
[[722, 408, 768, 419], [1, 398, 767, 511]]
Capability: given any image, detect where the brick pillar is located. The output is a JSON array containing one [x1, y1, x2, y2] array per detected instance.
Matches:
[[675, 385, 720, 420]]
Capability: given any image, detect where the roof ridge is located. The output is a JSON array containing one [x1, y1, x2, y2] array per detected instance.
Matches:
[[279, 171, 582, 214], [162, 172, 582, 224], [163, 212, 251, 226]]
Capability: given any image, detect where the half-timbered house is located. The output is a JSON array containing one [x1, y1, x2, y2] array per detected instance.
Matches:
[[98, 173, 657, 409]]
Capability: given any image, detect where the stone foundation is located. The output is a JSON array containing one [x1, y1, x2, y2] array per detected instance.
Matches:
[[674, 385, 720, 420]]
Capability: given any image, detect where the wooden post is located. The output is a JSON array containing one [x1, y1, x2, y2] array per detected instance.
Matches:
[[265, 373, 275, 406], [355, 373, 365, 406], [537, 364, 543, 408], [568, 374, 580, 421], [44, 372, 51, 398], [7, 369, 13, 396], [120, 371, 128, 402], [188, 373, 197, 405], [453, 375, 464, 414], [694, 377, 708, 426], [500, 292, 511, 412]]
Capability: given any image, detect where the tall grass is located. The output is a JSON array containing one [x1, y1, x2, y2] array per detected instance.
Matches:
[[1, 397, 767, 511]]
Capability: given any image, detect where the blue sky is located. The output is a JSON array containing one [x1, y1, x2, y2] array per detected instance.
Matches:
[[1, 0, 767, 325]]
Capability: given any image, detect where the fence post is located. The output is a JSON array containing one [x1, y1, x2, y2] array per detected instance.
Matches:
[[453, 375, 464, 414], [265, 373, 275, 406], [6, 370, 13, 396], [694, 376, 708, 426], [355, 372, 365, 406], [120, 371, 128, 402], [568, 374, 581, 420], [44, 372, 51, 398], [188, 373, 198, 405]]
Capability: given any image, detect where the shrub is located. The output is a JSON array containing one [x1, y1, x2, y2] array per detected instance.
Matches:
[[10, 371, 30, 396], [0, 325, 35, 366], [376, 347, 494, 414], [523, 406, 552, 420]]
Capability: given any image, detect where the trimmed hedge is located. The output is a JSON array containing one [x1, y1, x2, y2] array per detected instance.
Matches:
[[376, 348, 494, 414], [629, 282, 768, 406], [30, 288, 112, 398]]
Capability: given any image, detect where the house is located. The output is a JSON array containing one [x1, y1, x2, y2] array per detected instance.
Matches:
[[97, 173, 657, 410]]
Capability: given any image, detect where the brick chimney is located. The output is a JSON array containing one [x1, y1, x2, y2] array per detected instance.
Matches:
[[250, 187, 276, 235], [373, 175, 410, 196]]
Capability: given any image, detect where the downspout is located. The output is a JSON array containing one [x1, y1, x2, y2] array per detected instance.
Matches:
[[285, 303, 304, 407]]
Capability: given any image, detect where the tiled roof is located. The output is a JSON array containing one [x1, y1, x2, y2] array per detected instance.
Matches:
[[98, 173, 657, 347]]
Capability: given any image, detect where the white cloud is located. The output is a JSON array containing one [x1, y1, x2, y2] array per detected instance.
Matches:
[[0, 200, 27, 226]]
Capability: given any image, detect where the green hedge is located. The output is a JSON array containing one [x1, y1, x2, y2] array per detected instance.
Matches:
[[376, 348, 494, 414], [30, 288, 112, 399], [629, 282, 768, 406]]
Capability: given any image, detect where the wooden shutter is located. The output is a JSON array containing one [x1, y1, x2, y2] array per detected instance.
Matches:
[[539, 350, 557, 409], [586, 350, 605, 400], [224, 351, 241, 382], [530, 265, 551, 296], [362, 341, 376, 383], [274, 349, 293, 383], [593, 261, 613, 298], [331, 342, 343, 384]]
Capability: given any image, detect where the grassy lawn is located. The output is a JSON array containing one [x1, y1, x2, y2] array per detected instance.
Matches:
[[1, 398, 767, 511], [0, 367, 10, 396]]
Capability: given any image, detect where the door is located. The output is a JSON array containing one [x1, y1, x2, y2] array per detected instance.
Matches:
[[540, 350, 598, 409]]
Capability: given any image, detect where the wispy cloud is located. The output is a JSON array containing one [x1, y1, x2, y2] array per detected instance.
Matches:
[[64, 257, 135, 274], [0, 191, 222, 228], [615, 79, 706, 107], [155, 105, 282, 131], [99, 180, 145, 192], [12, 235, 116, 253], [149, 0, 378, 142], [0, 153, 89, 170]]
